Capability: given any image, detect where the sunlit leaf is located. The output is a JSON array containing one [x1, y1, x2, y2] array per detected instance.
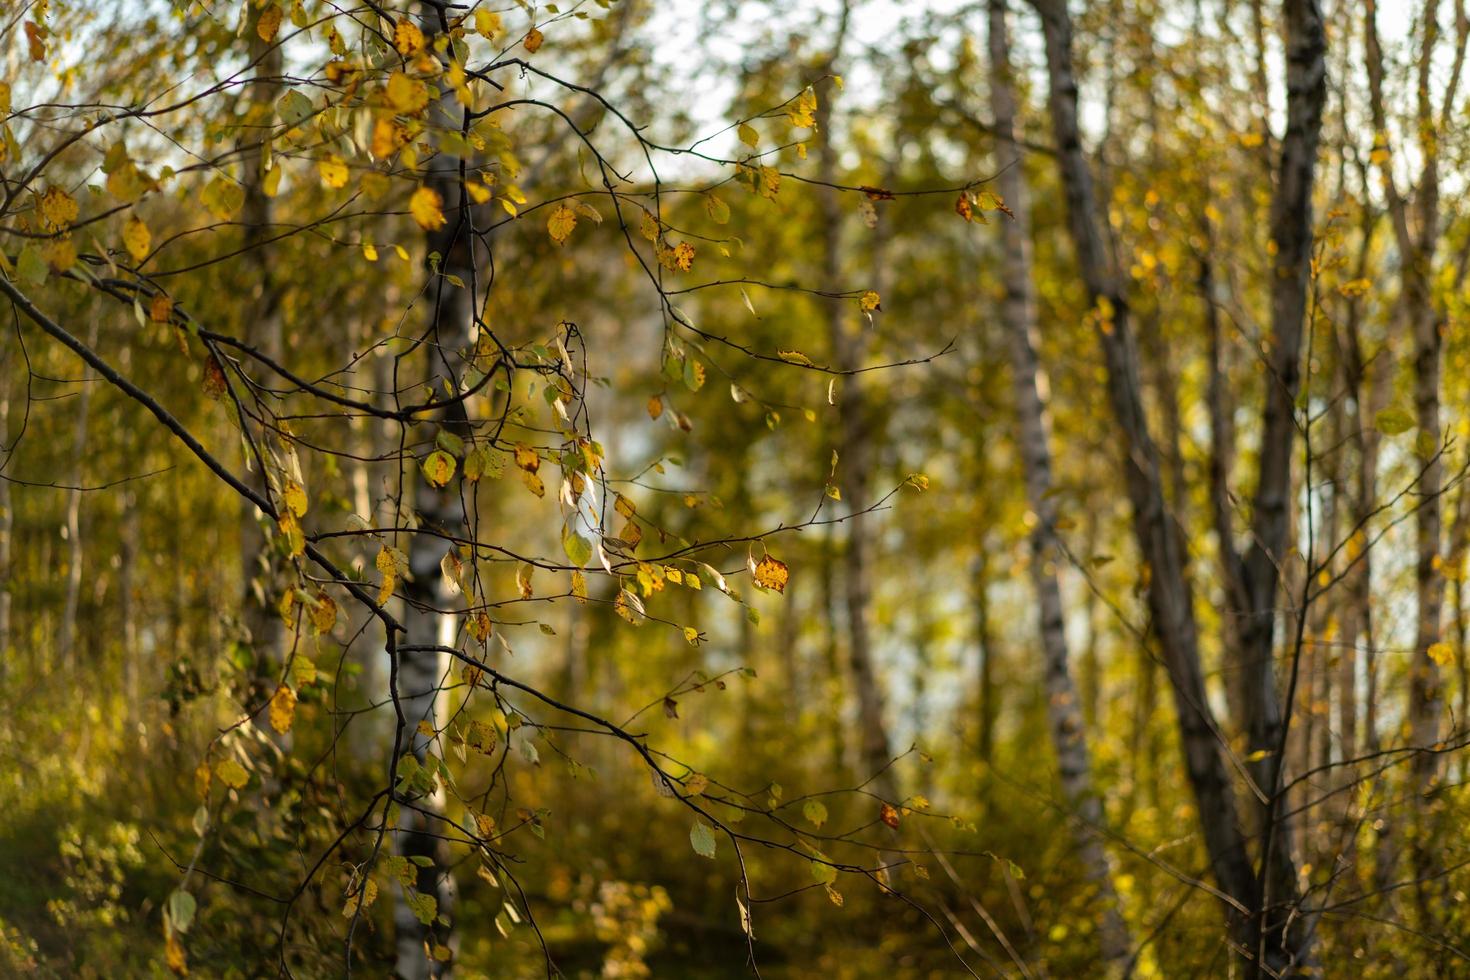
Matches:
[[690, 819, 717, 859]]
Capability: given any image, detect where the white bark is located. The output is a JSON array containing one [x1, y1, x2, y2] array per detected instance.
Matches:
[[394, 6, 473, 975], [987, 2, 1132, 970]]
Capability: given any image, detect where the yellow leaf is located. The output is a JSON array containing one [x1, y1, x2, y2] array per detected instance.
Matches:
[[1428, 642, 1454, 667], [752, 554, 789, 594], [310, 591, 337, 633], [319, 156, 349, 188], [386, 71, 430, 113], [123, 216, 151, 262], [283, 479, 308, 517], [394, 19, 425, 56], [448, 61, 472, 106], [410, 186, 446, 230], [758, 165, 781, 198], [376, 546, 398, 604], [268, 684, 296, 734], [786, 87, 817, 128], [165, 930, 188, 975], [859, 290, 881, 311], [647, 395, 664, 419], [150, 294, 173, 323], [257, 4, 283, 42], [38, 185, 78, 231], [290, 655, 317, 687], [342, 877, 378, 917], [523, 28, 544, 52], [278, 588, 298, 625], [362, 242, 378, 262], [777, 349, 814, 366], [215, 758, 249, 790], [547, 203, 577, 245], [571, 569, 588, 601], [738, 122, 759, 147], [639, 209, 660, 241], [517, 562, 535, 599], [672, 241, 695, 272], [474, 9, 503, 37], [201, 176, 244, 220], [421, 449, 456, 487], [277, 511, 304, 557], [44, 238, 76, 273], [371, 117, 408, 159], [521, 469, 545, 498], [976, 190, 1007, 213], [467, 610, 493, 642]]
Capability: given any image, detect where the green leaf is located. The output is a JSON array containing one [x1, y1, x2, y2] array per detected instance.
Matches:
[[464, 445, 505, 481], [277, 90, 313, 126], [809, 859, 837, 885], [704, 193, 730, 224], [690, 819, 717, 859], [168, 890, 197, 934], [1375, 406, 1414, 435], [215, 757, 249, 789], [408, 890, 438, 925], [1415, 428, 1439, 459], [436, 428, 465, 456], [562, 523, 593, 567], [803, 799, 828, 828], [16, 245, 47, 286]]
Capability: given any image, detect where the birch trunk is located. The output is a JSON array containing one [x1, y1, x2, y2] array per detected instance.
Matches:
[[1364, 1, 1452, 909], [1029, 0, 1327, 971], [816, 5, 896, 801], [987, 3, 1132, 969], [394, 5, 474, 974], [0, 332, 12, 680], [974, 553, 996, 765], [1030, 0, 1257, 921], [238, 16, 288, 706], [57, 318, 98, 670]]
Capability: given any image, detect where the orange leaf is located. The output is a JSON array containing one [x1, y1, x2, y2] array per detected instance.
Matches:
[[752, 555, 789, 594], [880, 802, 900, 829]]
